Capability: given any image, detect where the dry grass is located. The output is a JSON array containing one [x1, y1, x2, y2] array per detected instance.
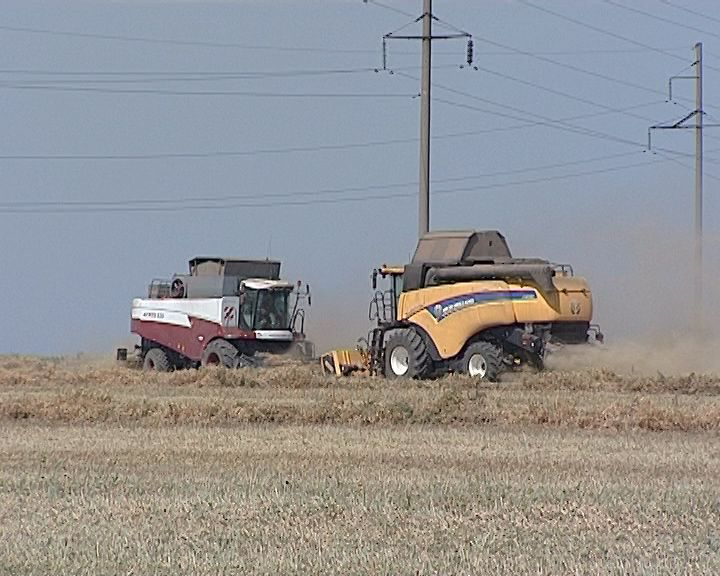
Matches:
[[1, 355, 719, 574], [1, 425, 718, 575], [1, 356, 720, 431]]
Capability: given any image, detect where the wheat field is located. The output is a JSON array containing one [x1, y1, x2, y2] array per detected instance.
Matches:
[[1, 356, 719, 574]]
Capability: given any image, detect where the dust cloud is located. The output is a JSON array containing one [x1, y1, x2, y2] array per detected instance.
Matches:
[[305, 289, 375, 355], [307, 306, 373, 355], [546, 339, 720, 376], [554, 223, 720, 375]]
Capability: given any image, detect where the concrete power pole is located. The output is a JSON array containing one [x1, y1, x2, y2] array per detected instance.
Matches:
[[647, 42, 718, 330], [381, 2, 470, 239], [418, 0, 432, 238], [694, 41, 703, 321]]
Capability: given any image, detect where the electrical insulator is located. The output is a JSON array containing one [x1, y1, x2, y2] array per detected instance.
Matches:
[[466, 38, 474, 66]]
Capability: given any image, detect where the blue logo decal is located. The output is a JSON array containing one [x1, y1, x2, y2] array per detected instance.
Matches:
[[426, 290, 536, 321]]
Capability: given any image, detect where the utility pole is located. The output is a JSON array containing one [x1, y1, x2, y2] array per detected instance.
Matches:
[[381, 4, 471, 239], [647, 42, 720, 329], [694, 41, 703, 318], [418, 0, 432, 238]]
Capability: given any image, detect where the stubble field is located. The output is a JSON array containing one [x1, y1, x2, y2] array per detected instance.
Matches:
[[1, 355, 719, 575]]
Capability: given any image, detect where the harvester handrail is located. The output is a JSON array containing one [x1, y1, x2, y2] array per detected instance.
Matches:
[[291, 307, 306, 335], [368, 289, 394, 324], [553, 263, 575, 277]]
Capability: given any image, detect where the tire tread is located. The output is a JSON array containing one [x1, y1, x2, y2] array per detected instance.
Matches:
[[143, 347, 171, 372], [384, 328, 432, 379], [461, 340, 503, 381]]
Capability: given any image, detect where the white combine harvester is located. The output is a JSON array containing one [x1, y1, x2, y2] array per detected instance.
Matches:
[[122, 257, 312, 371]]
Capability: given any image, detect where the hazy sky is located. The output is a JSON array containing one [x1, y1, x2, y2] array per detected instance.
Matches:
[[2, 0, 720, 355]]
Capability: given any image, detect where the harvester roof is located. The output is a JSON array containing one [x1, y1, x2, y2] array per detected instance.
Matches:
[[242, 278, 295, 290], [404, 230, 554, 296], [188, 257, 281, 280], [412, 230, 512, 266]]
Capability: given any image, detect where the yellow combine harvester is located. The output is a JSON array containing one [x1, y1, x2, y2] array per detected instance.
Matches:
[[320, 230, 602, 380]]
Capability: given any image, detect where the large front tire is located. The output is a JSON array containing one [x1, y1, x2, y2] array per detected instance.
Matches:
[[383, 329, 432, 379], [202, 339, 240, 368], [460, 341, 503, 381], [143, 347, 171, 372]]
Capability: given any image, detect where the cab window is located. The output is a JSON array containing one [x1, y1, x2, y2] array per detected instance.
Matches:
[[240, 289, 258, 330], [254, 290, 290, 330]]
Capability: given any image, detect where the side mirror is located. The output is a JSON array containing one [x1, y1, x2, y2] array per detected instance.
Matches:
[[306, 284, 312, 306], [371, 269, 378, 290]]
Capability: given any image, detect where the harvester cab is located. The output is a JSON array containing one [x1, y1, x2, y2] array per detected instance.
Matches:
[[320, 230, 602, 380], [130, 257, 313, 371]]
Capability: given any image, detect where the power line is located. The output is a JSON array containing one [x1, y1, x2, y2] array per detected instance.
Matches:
[[0, 67, 383, 85], [659, 0, 720, 25], [364, 0, 416, 19], [0, 64, 468, 87], [469, 47, 690, 56], [468, 64, 663, 125], [0, 81, 414, 99], [501, 2, 719, 117], [0, 151, 643, 208], [0, 136, 422, 161], [0, 99, 667, 162], [0, 23, 381, 54], [436, 98, 671, 137], [464, 63, 720, 165], [466, 23, 720, 117], [0, 8, 710, 163], [516, 0, 720, 74], [0, 129, 569, 161], [470, 36, 690, 108], [0, 17, 704, 105], [3, 43, 710, 116], [605, 0, 720, 39], [515, 0, 686, 63], [363, 0, 685, 56], [364, 0, 687, 56], [0, 94, 690, 167], [434, 95, 625, 144], [434, 93, 715, 161], [653, 148, 720, 182], [0, 64, 460, 82], [396, 71, 649, 150], [0, 155, 674, 214]]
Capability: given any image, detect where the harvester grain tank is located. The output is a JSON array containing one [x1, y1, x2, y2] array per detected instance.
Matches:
[[129, 257, 312, 370], [320, 230, 602, 380]]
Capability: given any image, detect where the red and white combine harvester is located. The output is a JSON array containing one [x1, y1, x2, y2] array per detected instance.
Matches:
[[123, 257, 312, 371]]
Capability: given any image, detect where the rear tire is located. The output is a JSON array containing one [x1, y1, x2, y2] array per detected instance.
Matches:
[[202, 339, 240, 369], [143, 347, 171, 372], [460, 341, 503, 381], [383, 329, 432, 379]]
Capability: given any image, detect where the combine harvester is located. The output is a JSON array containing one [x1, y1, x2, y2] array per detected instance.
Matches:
[[321, 230, 602, 381], [124, 257, 312, 371]]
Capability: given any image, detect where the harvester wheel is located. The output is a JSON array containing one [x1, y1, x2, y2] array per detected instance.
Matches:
[[202, 339, 240, 369], [460, 341, 503, 381], [143, 347, 171, 372], [384, 329, 431, 379]]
